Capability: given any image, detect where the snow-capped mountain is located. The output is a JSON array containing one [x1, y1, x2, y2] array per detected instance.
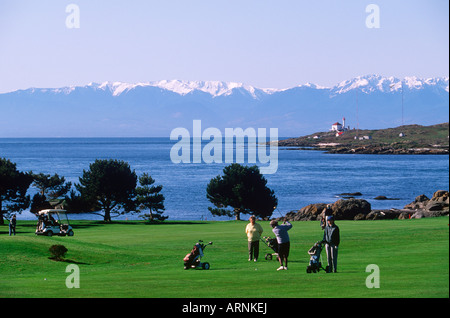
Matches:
[[24, 74, 449, 98], [41, 75, 450, 98], [77, 80, 281, 98], [0, 75, 448, 137], [331, 75, 449, 95]]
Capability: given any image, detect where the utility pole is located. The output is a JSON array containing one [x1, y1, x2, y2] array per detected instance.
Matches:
[[401, 80, 404, 126], [356, 86, 359, 139]]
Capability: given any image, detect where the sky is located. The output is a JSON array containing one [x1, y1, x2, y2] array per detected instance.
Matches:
[[0, 0, 448, 93]]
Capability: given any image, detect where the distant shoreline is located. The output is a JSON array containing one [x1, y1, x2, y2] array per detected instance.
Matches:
[[277, 122, 449, 155], [280, 145, 449, 155]]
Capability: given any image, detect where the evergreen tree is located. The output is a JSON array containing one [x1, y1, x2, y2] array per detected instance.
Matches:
[[206, 163, 277, 220], [30, 173, 72, 213], [136, 173, 167, 222], [75, 159, 137, 222], [0, 158, 33, 224]]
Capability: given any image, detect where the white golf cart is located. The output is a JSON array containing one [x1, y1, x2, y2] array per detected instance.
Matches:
[[35, 209, 74, 237]]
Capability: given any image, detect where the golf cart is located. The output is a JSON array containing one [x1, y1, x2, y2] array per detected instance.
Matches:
[[35, 209, 74, 237]]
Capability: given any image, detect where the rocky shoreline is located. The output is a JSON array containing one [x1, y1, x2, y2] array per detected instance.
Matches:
[[278, 190, 449, 221], [322, 145, 449, 155], [281, 144, 449, 155]]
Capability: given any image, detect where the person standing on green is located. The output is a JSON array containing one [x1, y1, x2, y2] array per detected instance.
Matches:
[[9, 215, 16, 236], [271, 219, 293, 270], [323, 215, 340, 273], [245, 215, 263, 262]]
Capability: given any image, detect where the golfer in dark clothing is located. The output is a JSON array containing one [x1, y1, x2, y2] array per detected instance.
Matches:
[[270, 219, 292, 271], [9, 215, 16, 236], [323, 215, 340, 273]]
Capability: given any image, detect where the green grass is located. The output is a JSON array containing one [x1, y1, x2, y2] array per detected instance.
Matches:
[[0, 218, 448, 298]]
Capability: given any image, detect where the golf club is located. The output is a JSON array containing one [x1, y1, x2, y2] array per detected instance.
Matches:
[[273, 206, 285, 221]]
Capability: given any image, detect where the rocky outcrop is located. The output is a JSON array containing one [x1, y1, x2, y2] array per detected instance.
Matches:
[[284, 199, 371, 221], [403, 194, 431, 210], [333, 199, 371, 220], [373, 195, 400, 200], [284, 203, 328, 221], [403, 190, 449, 218], [365, 209, 411, 220], [282, 190, 449, 221]]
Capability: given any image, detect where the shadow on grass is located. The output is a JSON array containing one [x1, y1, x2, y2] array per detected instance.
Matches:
[[48, 257, 91, 265], [4, 222, 102, 230], [1, 231, 32, 235], [1, 221, 209, 235]]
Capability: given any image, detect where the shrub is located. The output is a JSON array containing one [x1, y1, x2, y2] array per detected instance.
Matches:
[[49, 244, 68, 260]]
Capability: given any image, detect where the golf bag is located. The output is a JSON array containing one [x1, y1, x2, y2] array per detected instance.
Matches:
[[183, 240, 212, 270], [306, 241, 326, 273]]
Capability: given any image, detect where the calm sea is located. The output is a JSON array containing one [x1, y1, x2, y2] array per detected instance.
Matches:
[[0, 138, 448, 221]]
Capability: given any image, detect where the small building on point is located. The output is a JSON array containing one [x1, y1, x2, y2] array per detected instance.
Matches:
[[331, 122, 343, 132], [331, 117, 349, 136]]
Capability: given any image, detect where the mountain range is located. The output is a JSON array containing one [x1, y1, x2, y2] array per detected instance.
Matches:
[[0, 75, 448, 137]]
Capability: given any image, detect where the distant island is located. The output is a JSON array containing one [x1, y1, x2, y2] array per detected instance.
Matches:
[[278, 122, 449, 155]]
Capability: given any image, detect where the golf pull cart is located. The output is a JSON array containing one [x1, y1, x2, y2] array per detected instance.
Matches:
[[183, 240, 213, 270], [261, 236, 279, 261], [35, 209, 74, 237]]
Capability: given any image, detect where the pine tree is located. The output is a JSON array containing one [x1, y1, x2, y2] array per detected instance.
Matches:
[[206, 163, 277, 220], [136, 173, 167, 222], [0, 158, 33, 224], [75, 159, 137, 222], [30, 173, 72, 213]]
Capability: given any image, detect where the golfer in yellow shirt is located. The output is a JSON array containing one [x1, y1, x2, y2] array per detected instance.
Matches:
[[245, 215, 264, 262]]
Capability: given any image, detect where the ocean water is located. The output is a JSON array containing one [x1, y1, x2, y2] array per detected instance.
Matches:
[[0, 138, 448, 221]]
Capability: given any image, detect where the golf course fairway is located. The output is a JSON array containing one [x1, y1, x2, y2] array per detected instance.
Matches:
[[1, 217, 448, 298]]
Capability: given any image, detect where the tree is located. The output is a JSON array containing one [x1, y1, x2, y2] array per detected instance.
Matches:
[[75, 159, 137, 222], [30, 193, 53, 214], [30, 173, 72, 213], [206, 163, 278, 220], [32, 173, 72, 200], [0, 158, 33, 225], [136, 173, 167, 222], [64, 189, 96, 214]]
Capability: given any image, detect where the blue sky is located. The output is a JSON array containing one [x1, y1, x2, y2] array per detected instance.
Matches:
[[0, 0, 448, 93]]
